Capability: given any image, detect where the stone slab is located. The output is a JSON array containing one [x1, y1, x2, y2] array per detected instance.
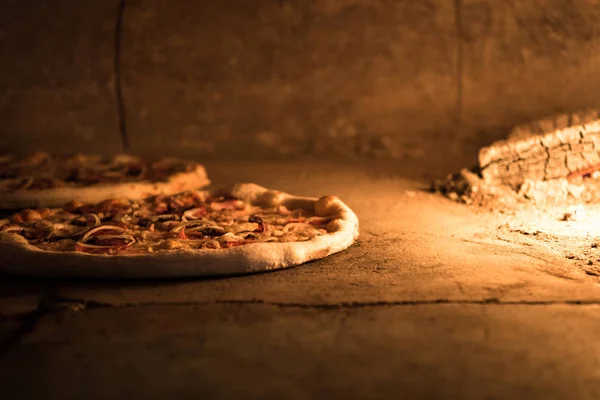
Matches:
[[0, 276, 48, 320], [53, 161, 600, 307], [0, 0, 121, 155], [1, 304, 599, 399]]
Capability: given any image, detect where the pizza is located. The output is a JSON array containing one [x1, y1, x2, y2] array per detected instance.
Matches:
[[0, 183, 359, 278], [0, 152, 210, 209]]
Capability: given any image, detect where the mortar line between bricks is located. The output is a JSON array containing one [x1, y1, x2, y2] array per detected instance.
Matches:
[[114, 0, 129, 151], [0, 287, 58, 360], [453, 0, 464, 128], [44, 297, 600, 311]]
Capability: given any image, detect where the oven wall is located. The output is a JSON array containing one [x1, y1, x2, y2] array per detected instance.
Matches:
[[2, 0, 600, 173]]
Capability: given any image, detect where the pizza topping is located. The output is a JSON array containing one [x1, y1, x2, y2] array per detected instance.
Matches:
[[81, 225, 130, 241], [2, 189, 338, 254], [76, 231, 136, 253], [146, 214, 180, 223], [219, 232, 246, 243], [283, 222, 314, 233], [199, 226, 227, 237], [1, 224, 28, 234], [248, 214, 263, 223], [182, 206, 207, 221], [196, 239, 221, 249], [33, 219, 55, 232], [150, 239, 186, 251], [209, 199, 245, 211], [1, 224, 49, 242], [231, 222, 259, 234], [1, 153, 203, 192], [71, 213, 101, 227], [50, 223, 90, 238], [37, 239, 76, 252], [170, 220, 216, 233], [222, 240, 252, 248], [64, 200, 85, 213], [306, 216, 331, 226], [13, 209, 43, 223]]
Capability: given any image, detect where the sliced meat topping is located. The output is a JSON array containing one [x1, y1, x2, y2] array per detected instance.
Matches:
[[2, 189, 333, 254]]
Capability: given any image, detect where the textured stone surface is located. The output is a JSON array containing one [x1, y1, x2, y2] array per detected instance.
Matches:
[[1, 304, 600, 399], [53, 161, 600, 307], [462, 0, 600, 148], [121, 0, 456, 161], [0, 163, 600, 398], [0, 0, 121, 155], [0, 280, 45, 320]]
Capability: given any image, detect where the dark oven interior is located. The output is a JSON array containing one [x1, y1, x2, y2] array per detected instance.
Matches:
[[1, 1, 600, 399]]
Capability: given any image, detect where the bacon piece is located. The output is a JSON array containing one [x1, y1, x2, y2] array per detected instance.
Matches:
[[150, 195, 169, 214], [175, 228, 205, 240], [11, 209, 42, 223]]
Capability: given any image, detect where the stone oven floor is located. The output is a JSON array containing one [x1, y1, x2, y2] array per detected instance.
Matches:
[[1, 160, 600, 399]]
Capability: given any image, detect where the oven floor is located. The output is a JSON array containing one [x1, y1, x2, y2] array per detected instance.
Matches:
[[1, 160, 599, 399]]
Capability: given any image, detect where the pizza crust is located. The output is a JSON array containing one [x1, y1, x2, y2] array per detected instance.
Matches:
[[0, 164, 210, 209], [0, 183, 359, 278]]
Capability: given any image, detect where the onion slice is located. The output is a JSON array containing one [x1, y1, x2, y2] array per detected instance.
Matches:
[[76, 234, 136, 249], [170, 220, 215, 233], [1, 225, 27, 234], [81, 225, 130, 241]]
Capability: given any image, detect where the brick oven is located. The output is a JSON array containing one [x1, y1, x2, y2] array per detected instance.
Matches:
[[1, 1, 600, 399]]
